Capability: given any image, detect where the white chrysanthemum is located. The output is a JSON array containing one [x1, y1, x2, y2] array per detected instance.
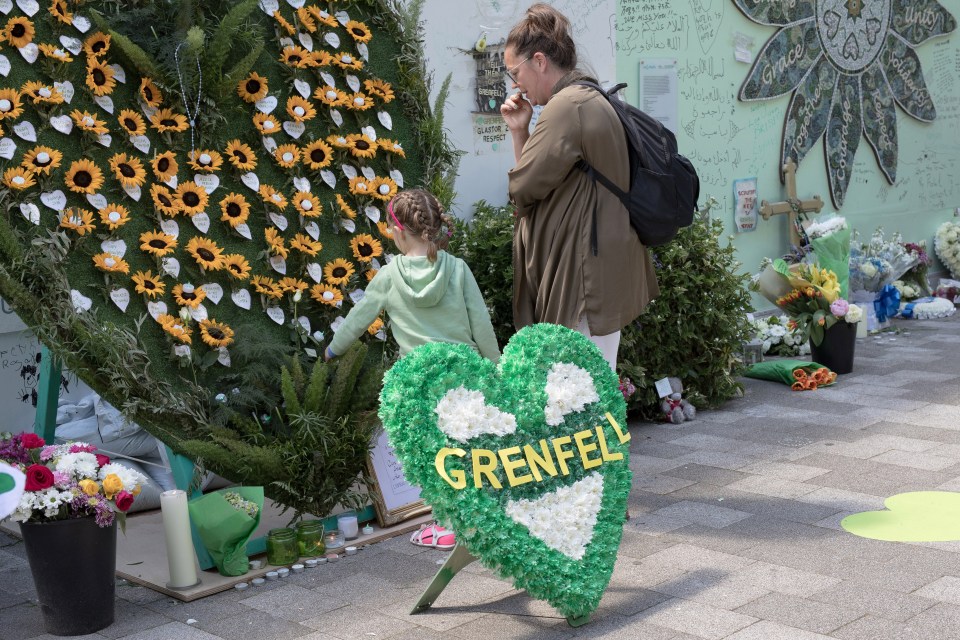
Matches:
[[846, 304, 863, 324], [911, 297, 956, 320], [98, 462, 146, 490], [805, 215, 847, 239], [434, 386, 517, 443], [505, 472, 604, 560], [768, 324, 786, 338], [543, 363, 599, 427], [56, 452, 98, 479]]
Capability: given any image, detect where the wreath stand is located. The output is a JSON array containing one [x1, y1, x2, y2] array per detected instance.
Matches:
[[410, 543, 591, 627]]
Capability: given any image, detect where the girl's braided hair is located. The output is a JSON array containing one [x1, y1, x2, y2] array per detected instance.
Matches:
[[390, 189, 452, 262]]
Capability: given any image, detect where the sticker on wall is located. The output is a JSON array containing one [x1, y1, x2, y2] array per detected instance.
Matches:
[[733, 177, 759, 233]]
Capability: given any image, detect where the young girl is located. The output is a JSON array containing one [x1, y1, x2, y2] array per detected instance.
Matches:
[[324, 189, 500, 550]]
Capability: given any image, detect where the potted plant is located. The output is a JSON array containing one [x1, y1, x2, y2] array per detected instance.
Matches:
[[1, 432, 146, 636]]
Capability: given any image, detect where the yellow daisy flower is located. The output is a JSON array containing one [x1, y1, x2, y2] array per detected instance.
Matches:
[[278, 277, 309, 294], [296, 7, 317, 32], [348, 175, 371, 196], [157, 314, 192, 344], [149, 108, 189, 133], [345, 20, 373, 43], [21, 81, 64, 104], [82, 32, 110, 58], [313, 85, 347, 107], [347, 133, 377, 158], [307, 6, 339, 28], [326, 134, 351, 150], [199, 319, 234, 348], [376, 138, 406, 158], [264, 227, 289, 259], [310, 283, 342, 306], [21, 146, 62, 175], [367, 317, 384, 335], [48, 0, 73, 25], [293, 191, 322, 217], [324, 258, 355, 286], [363, 79, 395, 103], [59, 208, 96, 235], [274, 143, 300, 169], [219, 193, 250, 227], [175, 181, 209, 216], [151, 151, 178, 182], [139, 78, 163, 108], [85, 59, 116, 96], [131, 270, 165, 298], [3, 17, 34, 49], [70, 109, 109, 135], [252, 275, 281, 297], [332, 52, 363, 71], [225, 140, 257, 171], [302, 140, 333, 170], [98, 203, 131, 231], [311, 50, 333, 67], [38, 44, 73, 63], [237, 72, 268, 103], [223, 254, 251, 280], [139, 230, 178, 257], [290, 233, 322, 256], [188, 149, 223, 173], [345, 91, 374, 111], [365, 268, 379, 282], [350, 234, 383, 263], [252, 112, 281, 135], [258, 185, 288, 210], [2, 167, 35, 190], [272, 10, 296, 36], [173, 283, 207, 309], [336, 194, 357, 219], [279, 45, 315, 68], [118, 110, 146, 137], [370, 177, 398, 202], [64, 159, 104, 194], [376, 221, 393, 240], [186, 236, 226, 271], [0, 89, 23, 120], [108, 153, 147, 189], [150, 183, 180, 216], [92, 252, 130, 274], [286, 95, 316, 122]]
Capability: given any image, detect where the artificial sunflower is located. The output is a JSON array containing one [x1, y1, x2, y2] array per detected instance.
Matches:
[[2, 167, 35, 190], [151, 151, 178, 182], [376, 220, 393, 240], [70, 109, 108, 135], [251, 275, 282, 298], [150, 108, 189, 133], [92, 252, 130, 274], [272, 10, 296, 35], [336, 194, 357, 219], [345, 20, 373, 43], [82, 32, 110, 57], [173, 283, 207, 309], [264, 227, 289, 259], [175, 181, 209, 216], [291, 233, 322, 256], [157, 314, 192, 344], [225, 140, 257, 171], [278, 277, 309, 294], [311, 50, 334, 67], [199, 319, 234, 348], [139, 78, 162, 108], [139, 230, 178, 257], [48, 0, 73, 25], [370, 177, 398, 202], [365, 268, 379, 282], [326, 134, 351, 149], [223, 254, 251, 280], [363, 79, 395, 103], [59, 208, 95, 235], [3, 17, 34, 49], [347, 133, 378, 159], [219, 193, 251, 227], [345, 92, 374, 112], [188, 149, 223, 173], [274, 144, 300, 169], [64, 159, 104, 194], [117, 110, 146, 137], [367, 317, 385, 335], [259, 184, 288, 210], [296, 6, 317, 31], [85, 59, 116, 96], [302, 139, 333, 170], [252, 112, 281, 135], [332, 52, 363, 71], [286, 96, 316, 122], [0, 89, 23, 120], [324, 258, 355, 286], [350, 234, 383, 263], [186, 236, 226, 271], [108, 153, 147, 188], [313, 85, 347, 107], [237, 72, 269, 103], [98, 203, 131, 231], [347, 175, 371, 196], [131, 270, 165, 298], [21, 146, 62, 175], [293, 191, 322, 217], [20, 81, 63, 104], [279, 45, 314, 68], [150, 183, 180, 216], [377, 138, 406, 158], [310, 283, 342, 307], [307, 6, 339, 28], [38, 44, 73, 63]]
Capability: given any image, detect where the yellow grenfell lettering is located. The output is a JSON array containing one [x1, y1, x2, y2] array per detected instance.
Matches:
[[606, 412, 631, 444], [574, 428, 602, 469], [596, 424, 623, 462], [523, 439, 557, 482], [499, 445, 533, 487], [552, 436, 575, 476], [472, 448, 502, 489], [435, 447, 467, 489]]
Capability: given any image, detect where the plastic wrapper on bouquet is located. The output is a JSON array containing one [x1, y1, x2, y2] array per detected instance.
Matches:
[[848, 229, 918, 331], [187, 486, 263, 576]]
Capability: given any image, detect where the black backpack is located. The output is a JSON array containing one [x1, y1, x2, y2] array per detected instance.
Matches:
[[575, 81, 699, 248]]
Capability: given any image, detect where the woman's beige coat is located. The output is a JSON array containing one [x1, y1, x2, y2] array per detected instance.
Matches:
[[508, 74, 659, 336]]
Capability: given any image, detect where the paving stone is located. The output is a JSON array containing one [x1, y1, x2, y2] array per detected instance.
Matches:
[[739, 461, 831, 482], [634, 474, 697, 494], [664, 464, 752, 486], [638, 598, 757, 639], [98, 598, 173, 639], [110, 621, 223, 640], [869, 450, 957, 471], [913, 575, 960, 606], [650, 501, 753, 529], [809, 580, 936, 622], [734, 561, 841, 598], [724, 620, 836, 640], [0, 602, 48, 640], [734, 592, 863, 634], [673, 451, 757, 470], [726, 475, 818, 500], [650, 569, 770, 609], [239, 584, 349, 622], [199, 608, 314, 640], [830, 614, 915, 640]]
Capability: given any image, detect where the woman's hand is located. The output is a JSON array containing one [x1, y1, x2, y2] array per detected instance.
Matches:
[[500, 92, 533, 132]]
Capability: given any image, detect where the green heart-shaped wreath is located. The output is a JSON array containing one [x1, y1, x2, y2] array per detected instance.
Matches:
[[379, 324, 632, 619]]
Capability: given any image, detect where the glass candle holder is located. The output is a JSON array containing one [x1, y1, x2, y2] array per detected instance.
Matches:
[[266, 528, 299, 566], [296, 520, 326, 556], [337, 514, 359, 540], [324, 529, 345, 550]]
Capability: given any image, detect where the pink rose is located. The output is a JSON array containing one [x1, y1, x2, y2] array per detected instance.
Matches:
[[20, 433, 45, 449], [114, 491, 135, 512], [830, 298, 849, 317], [95, 454, 110, 467], [24, 464, 54, 491]]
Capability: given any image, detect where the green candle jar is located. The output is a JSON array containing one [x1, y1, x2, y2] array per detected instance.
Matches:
[[266, 528, 299, 566], [296, 520, 326, 556]]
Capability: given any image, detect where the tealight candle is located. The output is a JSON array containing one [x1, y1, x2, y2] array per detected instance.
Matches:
[[325, 553, 339, 562], [361, 524, 374, 536], [291, 564, 304, 573], [234, 582, 249, 591], [252, 578, 265, 586], [304, 559, 318, 568], [345, 546, 357, 556], [277, 568, 289, 578], [265, 571, 279, 581]]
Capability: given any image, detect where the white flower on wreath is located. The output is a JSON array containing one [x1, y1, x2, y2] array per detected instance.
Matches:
[[434, 386, 517, 442], [543, 363, 599, 426]]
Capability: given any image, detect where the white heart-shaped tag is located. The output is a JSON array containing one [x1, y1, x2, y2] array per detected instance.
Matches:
[[192, 212, 211, 234], [72, 15, 91, 32], [164, 175, 178, 189], [341, 164, 357, 179], [110, 288, 130, 312], [330, 109, 343, 127], [320, 170, 336, 188], [204, 283, 223, 305], [235, 223, 253, 240], [160, 218, 179, 238], [162, 257, 180, 278], [217, 347, 231, 367], [140, 103, 158, 120], [340, 219, 356, 233], [15, 0, 37, 16], [232, 288, 252, 310], [365, 206, 381, 223], [390, 169, 404, 188], [371, 258, 381, 270], [304, 221, 320, 240], [71, 290, 92, 312], [267, 307, 285, 325], [294, 79, 311, 99], [59, 35, 82, 55], [286, 0, 305, 7], [173, 345, 191, 359], [293, 176, 310, 192], [101, 239, 127, 257], [270, 255, 287, 274], [349, 288, 366, 305], [330, 316, 346, 332], [131, 135, 150, 154], [361, 125, 377, 141], [17, 42, 38, 64], [49, 115, 73, 135], [122, 183, 141, 201], [86, 193, 107, 210], [335, 10, 349, 25], [298, 31, 313, 51], [346, 74, 361, 93], [194, 173, 219, 194], [94, 95, 114, 114], [324, 32, 340, 48], [361, 166, 376, 181], [40, 190, 67, 211], [378, 111, 393, 131], [298, 316, 311, 333], [0, 54, 9, 77], [258, 0, 279, 15], [283, 120, 306, 139], [0, 138, 16, 159], [240, 172, 260, 192], [320, 72, 336, 87], [13, 121, 36, 142], [255, 95, 277, 114], [278, 37, 295, 49], [97, 133, 112, 148], [109, 64, 126, 83], [358, 43, 369, 61], [53, 80, 73, 104], [269, 212, 288, 231], [147, 300, 167, 319], [0, 0, 11, 15], [306, 263, 323, 283], [262, 136, 278, 153], [191, 303, 208, 322], [19, 203, 39, 225]]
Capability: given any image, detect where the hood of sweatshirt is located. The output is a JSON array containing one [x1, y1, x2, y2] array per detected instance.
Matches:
[[389, 251, 454, 307]]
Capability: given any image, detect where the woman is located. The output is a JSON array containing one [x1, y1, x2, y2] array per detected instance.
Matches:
[[501, 3, 658, 370]]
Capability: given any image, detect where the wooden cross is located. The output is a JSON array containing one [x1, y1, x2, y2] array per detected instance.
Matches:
[[759, 159, 824, 248]]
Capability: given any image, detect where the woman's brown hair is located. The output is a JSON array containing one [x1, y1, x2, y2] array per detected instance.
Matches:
[[390, 189, 452, 262], [506, 3, 577, 71]]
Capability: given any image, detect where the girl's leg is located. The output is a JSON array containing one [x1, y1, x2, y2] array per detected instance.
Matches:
[[575, 317, 620, 372]]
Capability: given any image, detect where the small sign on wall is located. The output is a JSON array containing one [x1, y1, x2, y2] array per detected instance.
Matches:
[[473, 114, 509, 154], [733, 177, 759, 233], [473, 44, 506, 113]]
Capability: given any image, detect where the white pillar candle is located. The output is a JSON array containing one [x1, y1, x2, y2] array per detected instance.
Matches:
[[337, 514, 359, 540], [160, 490, 199, 589]]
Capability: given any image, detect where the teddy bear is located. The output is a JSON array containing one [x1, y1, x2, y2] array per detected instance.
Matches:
[[661, 377, 696, 424]]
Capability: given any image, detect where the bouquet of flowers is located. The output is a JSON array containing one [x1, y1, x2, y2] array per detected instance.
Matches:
[[848, 228, 918, 329], [934, 222, 960, 279], [750, 314, 810, 357], [804, 216, 851, 298], [1, 433, 146, 530], [895, 241, 933, 300]]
